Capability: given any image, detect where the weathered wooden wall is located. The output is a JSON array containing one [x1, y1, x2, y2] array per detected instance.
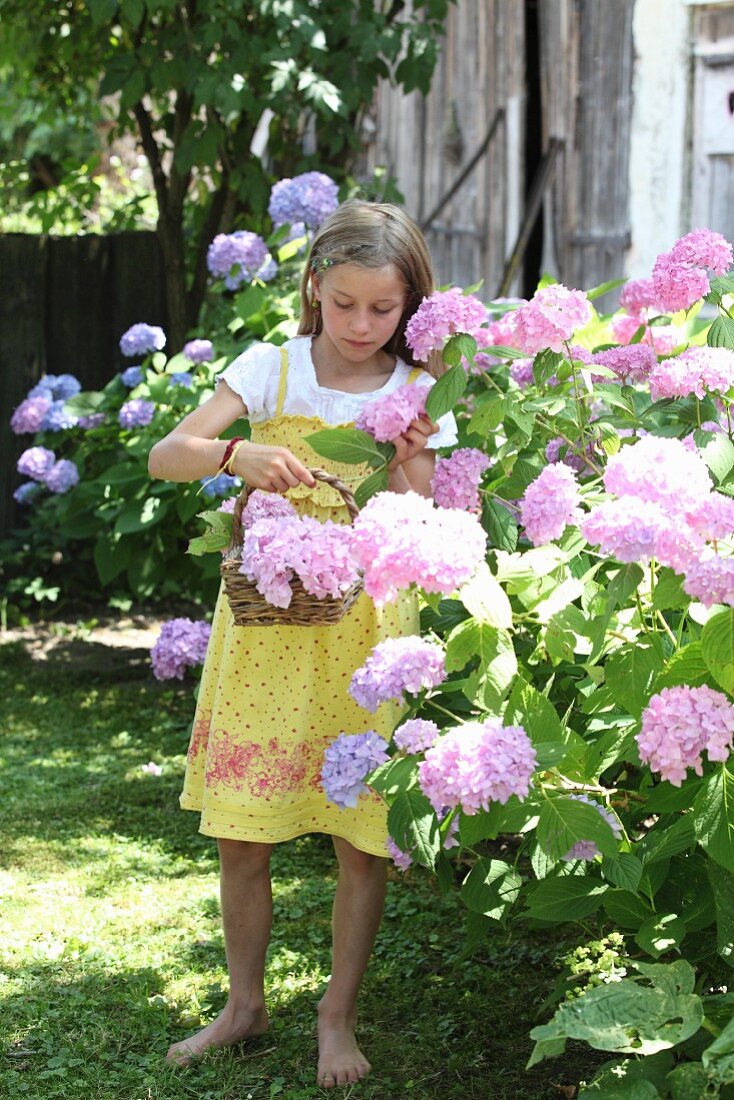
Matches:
[[362, 0, 526, 294], [538, 0, 635, 295], [1, 232, 167, 537]]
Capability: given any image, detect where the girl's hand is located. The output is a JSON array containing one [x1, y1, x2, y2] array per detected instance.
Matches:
[[233, 442, 317, 493], [387, 414, 439, 472]]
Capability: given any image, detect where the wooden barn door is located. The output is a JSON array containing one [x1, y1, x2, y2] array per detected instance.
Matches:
[[537, 0, 635, 296], [362, 0, 526, 293], [692, 6, 734, 245]]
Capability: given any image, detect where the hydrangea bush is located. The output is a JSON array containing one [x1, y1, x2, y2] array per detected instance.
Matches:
[[301, 230, 734, 1096]]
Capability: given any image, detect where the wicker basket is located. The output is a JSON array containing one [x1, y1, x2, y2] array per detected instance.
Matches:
[[221, 467, 364, 626]]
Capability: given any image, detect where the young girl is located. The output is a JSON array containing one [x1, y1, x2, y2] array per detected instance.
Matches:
[[148, 199, 458, 1087]]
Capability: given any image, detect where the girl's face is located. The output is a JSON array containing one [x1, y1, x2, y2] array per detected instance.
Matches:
[[313, 263, 406, 364]]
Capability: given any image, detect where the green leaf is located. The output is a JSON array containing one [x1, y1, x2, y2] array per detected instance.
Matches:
[[708, 314, 734, 350], [697, 432, 734, 483], [425, 363, 467, 421], [586, 277, 627, 301], [654, 643, 713, 691], [114, 495, 165, 535], [694, 766, 734, 874], [481, 497, 519, 552], [536, 797, 619, 861], [460, 857, 522, 919], [504, 681, 563, 744], [354, 467, 388, 509], [457, 562, 512, 629], [635, 913, 687, 959], [707, 864, 734, 968], [666, 1063, 710, 1100], [604, 889, 652, 930], [605, 642, 665, 719], [483, 343, 529, 361], [602, 853, 643, 894], [459, 797, 540, 846], [387, 790, 440, 869], [93, 533, 132, 586], [525, 876, 609, 921], [701, 609, 734, 693], [442, 332, 477, 367], [533, 349, 564, 385], [304, 427, 386, 467], [638, 815, 696, 866], [651, 569, 687, 612]]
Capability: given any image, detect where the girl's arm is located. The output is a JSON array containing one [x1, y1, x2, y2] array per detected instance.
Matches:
[[148, 381, 316, 492], [387, 414, 439, 497]]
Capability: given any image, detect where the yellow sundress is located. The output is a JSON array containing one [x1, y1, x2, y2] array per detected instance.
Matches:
[[180, 347, 423, 856]]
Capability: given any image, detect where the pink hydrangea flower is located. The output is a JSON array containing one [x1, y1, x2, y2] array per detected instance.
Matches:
[[511, 285, 592, 355], [652, 230, 732, 314], [349, 637, 446, 712], [649, 347, 734, 401], [405, 287, 489, 361], [354, 383, 427, 442], [509, 358, 535, 388], [603, 436, 712, 513], [592, 344, 657, 385], [611, 314, 679, 355], [321, 731, 389, 808], [686, 495, 734, 541], [393, 718, 441, 754], [431, 448, 490, 512], [241, 490, 297, 528], [351, 491, 487, 606], [637, 685, 734, 785], [682, 551, 734, 607], [619, 278, 663, 316], [582, 497, 701, 571], [520, 463, 582, 546], [418, 719, 537, 815], [671, 228, 733, 273]]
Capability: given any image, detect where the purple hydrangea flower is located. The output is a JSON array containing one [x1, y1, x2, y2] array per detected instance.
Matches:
[[268, 172, 339, 230], [78, 413, 106, 429], [42, 400, 79, 431], [200, 472, 240, 499], [11, 395, 52, 434], [257, 255, 278, 282], [386, 837, 413, 871], [183, 339, 214, 364], [170, 371, 194, 389], [562, 795, 622, 861], [120, 365, 145, 387], [241, 490, 298, 527], [13, 481, 43, 505], [405, 287, 489, 361], [431, 448, 491, 512], [119, 399, 156, 429], [119, 323, 166, 358], [44, 459, 79, 494], [349, 636, 446, 713], [151, 617, 212, 681], [207, 231, 269, 290], [321, 731, 389, 809], [17, 446, 56, 481], [393, 718, 440, 754]]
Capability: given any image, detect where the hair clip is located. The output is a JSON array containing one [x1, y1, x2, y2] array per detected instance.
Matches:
[[310, 256, 333, 273]]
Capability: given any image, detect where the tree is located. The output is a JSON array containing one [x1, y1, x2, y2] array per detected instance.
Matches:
[[0, 0, 453, 347]]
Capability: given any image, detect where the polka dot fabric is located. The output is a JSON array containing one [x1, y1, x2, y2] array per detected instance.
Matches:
[[179, 351, 421, 856]]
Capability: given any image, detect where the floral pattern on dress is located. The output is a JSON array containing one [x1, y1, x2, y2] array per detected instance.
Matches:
[[205, 727, 333, 798]]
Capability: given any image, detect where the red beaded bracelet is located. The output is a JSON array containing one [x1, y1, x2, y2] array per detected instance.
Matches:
[[218, 436, 244, 475]]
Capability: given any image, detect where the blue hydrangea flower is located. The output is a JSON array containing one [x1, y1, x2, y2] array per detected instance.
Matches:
[[121, 365, 145, 387], [206, 231, 269, 290], [13, 481, 43, 505], [42, 400, 79, 431], [27, 373, 82, 402], [78, 413, 105, 429], [257, 255, 279, 282], [268, 172, 338, 230], [170, 371, 194, 389], [119, 399, 156, 429], [44, 459, 80, 494], [183, 339, 214, 363], [119, 323, 166, 357], [199, 472, 239, 499], [17, 446, 56, 481], [321, 731, 389, 809]]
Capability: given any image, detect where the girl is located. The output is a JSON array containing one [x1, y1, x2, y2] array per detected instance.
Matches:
[[148, 199, 458, 1087]]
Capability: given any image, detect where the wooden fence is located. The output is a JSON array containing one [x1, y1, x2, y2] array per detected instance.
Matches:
[[1, 231, 167, 538]]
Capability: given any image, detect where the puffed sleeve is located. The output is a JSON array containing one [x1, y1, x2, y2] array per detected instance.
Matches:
[[215, 341, 282, 421], [414, 371, 459, 449]]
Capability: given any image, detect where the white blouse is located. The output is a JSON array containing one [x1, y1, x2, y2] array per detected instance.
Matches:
[[217, 334, 459, 449]]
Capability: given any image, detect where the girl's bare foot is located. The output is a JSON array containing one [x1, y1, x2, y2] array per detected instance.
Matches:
[[316, 1006, 371, 1088], [166, 1002, 269, 1066]]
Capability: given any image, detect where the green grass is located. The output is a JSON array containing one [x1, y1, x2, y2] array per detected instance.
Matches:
[[0, 637, 602, 1099]]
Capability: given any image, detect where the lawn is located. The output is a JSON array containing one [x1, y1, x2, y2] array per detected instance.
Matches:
[[0, 627, 602, 1099]]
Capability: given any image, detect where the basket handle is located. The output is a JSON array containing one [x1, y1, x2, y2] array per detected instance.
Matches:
[[228, 467, 360, 553]]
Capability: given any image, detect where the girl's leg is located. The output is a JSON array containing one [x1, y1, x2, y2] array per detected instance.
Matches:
[[316, 836, 387, 1088], [166, 838, 273, 1064]]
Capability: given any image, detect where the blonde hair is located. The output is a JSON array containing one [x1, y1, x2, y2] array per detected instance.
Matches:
[[297, 199, 444, 377]]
